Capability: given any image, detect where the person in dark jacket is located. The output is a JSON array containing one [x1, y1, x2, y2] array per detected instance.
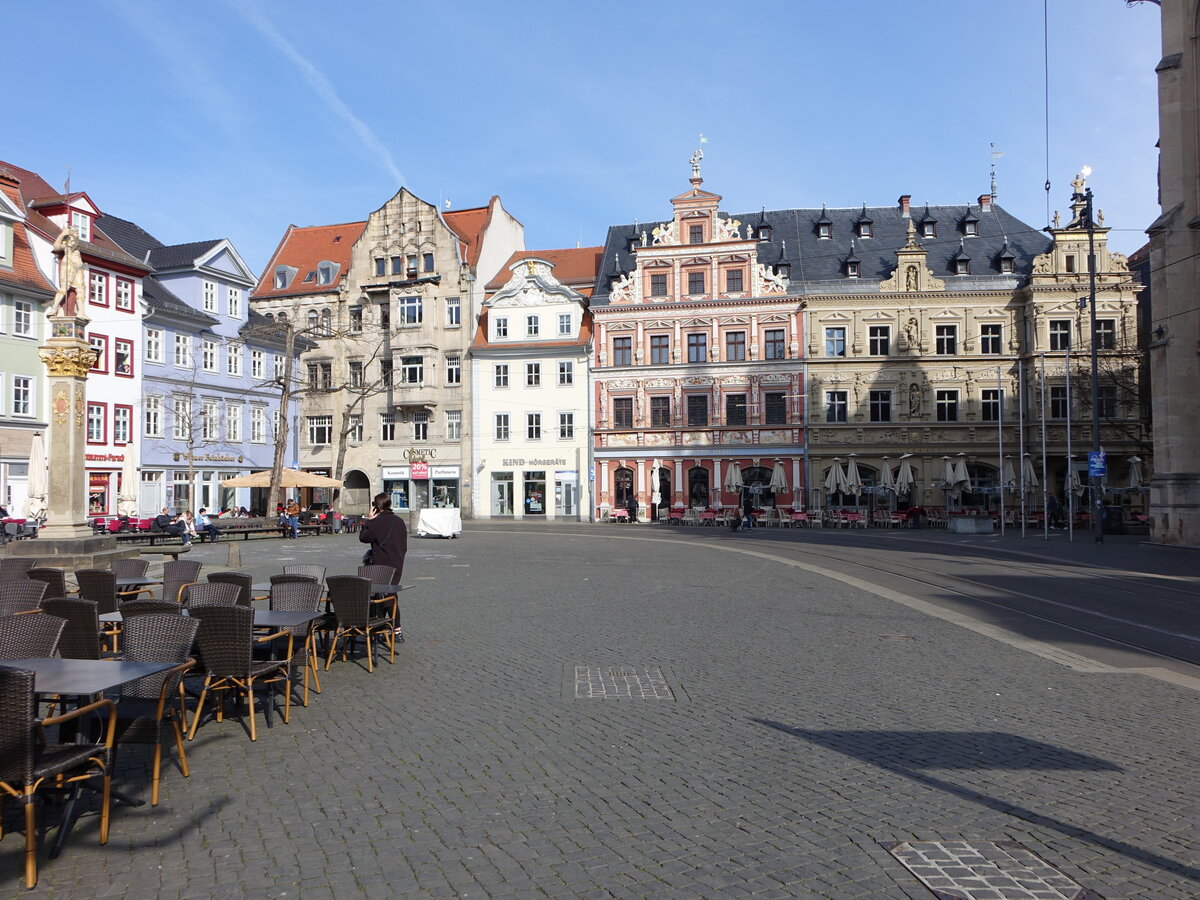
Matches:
[[359, 493, 407, 583]]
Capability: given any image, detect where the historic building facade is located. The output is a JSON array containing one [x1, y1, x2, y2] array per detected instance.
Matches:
[[251, 190, 523, 516], [471, 249, 599, 520], [590, 162, 807, 519]]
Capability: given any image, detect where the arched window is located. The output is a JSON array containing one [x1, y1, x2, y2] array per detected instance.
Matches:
[[614, 467, 634, 512], [321, 308, 332, 335], [687, 465, 710, 508], [307, 310, 319, 332]]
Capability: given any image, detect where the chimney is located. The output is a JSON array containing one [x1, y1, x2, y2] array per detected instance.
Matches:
[[898, 195, 911, 217], [978, 194, 992, 212]]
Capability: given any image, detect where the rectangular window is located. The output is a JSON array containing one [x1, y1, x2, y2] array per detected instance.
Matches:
[[725, 394, 747, 426], [725, 331, 746, 361], [380, 413, 396, 441], [379, 303, 391, 330], [935, 324, 958, 355], [347, 360, 363, 388], [936, 389, 959, 422], [273, 355, 284, 381], [525, 362, 541, 387], [494, 413, 510, 441], [307, 415, 333, 445], [12, 300, 32, 337], [228, 288, 242, 318], [687, 332, 707, 363], [11, 376, 31, 416], [825, 327, 846, 357], [1098, 385, 1117, 419], [980, 323, 1002, 354], [115, 279, 133, 312], [203, 280, 217, 312], [202, 400, 219, 441], [650, 273, 668, 297], [558, 313, 572, 336], [689, 224, 704, 244], [494, 364, 509, 388], [446, 355, 461, 385], [375, 258, 386, 277], [391, 256, 402, 275], [114, 339, 133, 377], [399, 295, 422, 325], [226, 342, 242, 377], [446, 409, 462, 441], [319, 362, 332, 391], [227, 404, 242, 442], [764, 391, 786, 425], [349, 307, 363, 332], [250, 349, 264, 379], [342, 415, 360, 443], [687, 394, 708, 426], [89, 334, 108, 373], [379, 358, 393, 387], [687, 270, 705, 295], [87, 402, 106, 443], [526, 412, 542, 440], [1049, 320, 1071, 351], [650, 396, 671, 427], [72, 210, 91, 241], [826, 391, 848, 423], [406, 255, 418, 278], [1049, 385, 1069, 419], [981, 389, 1001, 422], [557, 361, 573, 386], [446, 297, 461, 327], [869, 390, 892, 423], [250, 406, 266, 443], [423, 252, 435, 273], [526, 315, 539, 337], [89, 271, 108, 307], [612, 336, 632, 366], [307, 363, 319, 391], [145, 396, 162, 437], [613, 397, 633, 428], [726, 268, 743, 292], [202, 339, 218, 373], [494, 316, 508, 338], [401, 356, 423, 384], [558, 411, 574, 439], [650, 334, 670, 364], [1095, 319, 1116, 350], [145, 329, 162, 363], [764, 328, 786, 360], [174, 334, 191, 368], [868, 325, 890, 356], [412, 411, 429, 441]]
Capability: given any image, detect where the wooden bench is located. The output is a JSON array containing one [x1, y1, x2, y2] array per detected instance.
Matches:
[[115, 517, 325, 545], [137, 544, 193, 562]]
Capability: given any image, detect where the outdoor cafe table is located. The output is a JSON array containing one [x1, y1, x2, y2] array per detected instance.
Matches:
[[100, 609, 325, 629]]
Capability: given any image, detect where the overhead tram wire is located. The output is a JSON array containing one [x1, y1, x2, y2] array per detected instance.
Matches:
[[1043, 0, 1053, 228]]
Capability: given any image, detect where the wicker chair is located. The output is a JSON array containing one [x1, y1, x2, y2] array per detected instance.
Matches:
[[356, 565, 401, 641], [325, 576, 394, 672], [160, 560, 203, 604], [206, 572, 253, 607], [282, 564, 326, 588], [118, 600, 183, 618], [357, 564, 398, 586], [76, 569, 121, 651], [0, 666, 116, 888], [26, 567, 69, 599], [181, 582, 242, 609], [0, 613, 66, 659], [40, 598, 101, 660], [111, 558, 149, 579], [0, 557, 37, 581], [0, 579, 47, 616], [269, 581, 324, 706], [187, 605, 291, 743], [115, 614, 199, 806]]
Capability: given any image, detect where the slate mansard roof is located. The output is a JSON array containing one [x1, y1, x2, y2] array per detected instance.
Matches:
[[591, 201, 1052, 306]]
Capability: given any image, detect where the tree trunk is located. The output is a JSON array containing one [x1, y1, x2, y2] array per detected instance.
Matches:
[[268, 322, 295, 515]]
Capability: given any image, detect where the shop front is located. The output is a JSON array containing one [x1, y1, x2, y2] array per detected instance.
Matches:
[[381, 464, 461, 512]]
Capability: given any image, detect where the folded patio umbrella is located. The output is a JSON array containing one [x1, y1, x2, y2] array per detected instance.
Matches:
[[23, 432, 47, 519], [1127, 456, 1143, 491], [769, 461, 788, 494], [879, 457, 895, 492], [895, 455, 916, 496], [824, 459, 849, 496], [117, 441, 139, 516], [1021, 454, 1040, 494], [723, 461, 743, 493], [845, 455, 863, 498]]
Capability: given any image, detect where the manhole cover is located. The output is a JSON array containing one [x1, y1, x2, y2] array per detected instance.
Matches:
[[572, 665, 676, 701], [882, 840, 1102, 899]]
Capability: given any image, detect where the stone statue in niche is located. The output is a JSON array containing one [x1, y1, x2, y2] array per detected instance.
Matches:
[[908, 382, 923, 417], [904, 317, 919, 349], [905, 265, 918, 292]]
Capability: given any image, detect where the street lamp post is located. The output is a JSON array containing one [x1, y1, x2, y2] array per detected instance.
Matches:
[[1083, 186, 1104, 543]]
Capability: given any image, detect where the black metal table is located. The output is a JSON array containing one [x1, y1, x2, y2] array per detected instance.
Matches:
[[1, 657, 174, 696]]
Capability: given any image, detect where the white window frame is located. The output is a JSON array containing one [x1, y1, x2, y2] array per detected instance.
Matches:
[[250, 406, 266, 443], [526, 412, 542, 440], [228, 288, 242, 318], [201, 339, 218, 373], [226, 404, 242, 442], [558, 313, 572, 336], [494, 413, 510, 441], [380, 413, 396, 442], [174, 334, 192, 368], [203, 280, 217, 313], [526, 315, 540, 337], [446, 410, 462, 441], [525, 363, 541, 387], [113, 405, 131, 444], [145, 329, 162, 363], [558, 411, 574, 439], [173, 397, 191, 440], [446, 297, 461, 327], [145, 396, 163, 437], [494, 364, 509, 388], [227, 343, 243, 377], [446, 355, 461, 385], [13, 300, 33, 337], [12, 375, 33, 417], [307, 415, 333, 445], [494, 316, 508, 339], [202, 400, 219, 441], [411, 410, 429, 442], [251, 349, 265, 379], [558, 361, 574, 386]]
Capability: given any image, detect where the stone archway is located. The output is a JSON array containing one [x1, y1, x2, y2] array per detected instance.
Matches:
[[342, 470, 372, 515]]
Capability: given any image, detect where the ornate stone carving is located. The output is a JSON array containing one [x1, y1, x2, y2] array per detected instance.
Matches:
[[74, 386, 85, 428], [608, 271, 640, 304], [652, 221, 678, 245], [758, 430, 789, 443], [52, 387, 69, 426], [723, 431, 753, 444], [713, 216, 742, 241], [50, 228, 89, 321], [681, 376, 714, 386], [40, 346, 98, 377], [755, 263, 789, 295], [643, 433, 674, 446]]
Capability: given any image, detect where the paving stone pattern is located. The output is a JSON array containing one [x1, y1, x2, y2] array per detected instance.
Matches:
[[883, 840, 1099, 899], [573, 665, 675, 701], [3, 529, 1198, 898]]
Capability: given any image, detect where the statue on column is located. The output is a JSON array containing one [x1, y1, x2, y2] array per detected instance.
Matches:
[[49, 227, 89, 322]]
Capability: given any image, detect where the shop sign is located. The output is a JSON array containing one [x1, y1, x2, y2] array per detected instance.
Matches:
[[410, 461, 430, 479], [381, 467, 410, 479], [431, 466, 460, 479], [500, 457, 568, 467]]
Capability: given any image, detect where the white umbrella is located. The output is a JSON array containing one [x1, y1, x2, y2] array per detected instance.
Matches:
[[1001, 456, 1018, 493], [845, 454, 863, 499], [769, 461, 788, 494], [1127, 456, 1144, 490], [952, 453, 971, 491], [1021, 453, 1039, 494], [824, 458, 849, 496], [878, 457, 895, 493], [723, 461, 743, 494], [940, 456, 957, 489], [23, 432, 47, 520], [1068, 466, 1085, 498], [117, 442, 139, 516], [895, 454, 916, 496], [650, 459, 661, 507]]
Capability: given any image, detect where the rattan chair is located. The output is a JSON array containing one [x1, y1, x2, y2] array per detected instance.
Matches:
[[0, 666, 116, 888], [187, 605, 291, 742], [111, 558, 149, 579], [0, 579, 47, 616], [205, 572, 253, 607], [76, 569, 121, 651], [325, 576, 394, 672], [0, 557, 37, 581], [0, 613, 66, 659], [269, 581, 324, 706], [40, 598, 101, 660], [356, 564, 398, 585], [181, 582, 241, 609], [26, 568, 69, 599], [282, 564, 326, 588], [115, 614, 199, 806], [356, 565, 401, 640], [160, 560, 203, 605]]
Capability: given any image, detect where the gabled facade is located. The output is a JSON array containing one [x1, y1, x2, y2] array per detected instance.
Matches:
[[590, 163, 807, 518], [472, 249, 599, 519], [102, 218, 293, 514]]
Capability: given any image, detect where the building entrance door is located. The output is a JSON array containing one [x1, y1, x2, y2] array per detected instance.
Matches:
[[556, 480, 576, 517], [524, 471, 546, 516], [492, 476, 513, 516]]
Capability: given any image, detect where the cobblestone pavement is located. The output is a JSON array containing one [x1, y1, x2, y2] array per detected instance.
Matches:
[[3, 525, 1197, 898]]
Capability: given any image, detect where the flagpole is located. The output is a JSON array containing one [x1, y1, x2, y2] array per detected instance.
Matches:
[[1066, 341, 1074, 543]]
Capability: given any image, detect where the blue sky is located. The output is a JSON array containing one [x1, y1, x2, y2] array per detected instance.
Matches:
[[5, 1, 1162, 274]]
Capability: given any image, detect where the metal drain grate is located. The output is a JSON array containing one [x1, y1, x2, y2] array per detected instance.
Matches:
[[881, 840, 1101, 900], [572, 665, 676, 701]]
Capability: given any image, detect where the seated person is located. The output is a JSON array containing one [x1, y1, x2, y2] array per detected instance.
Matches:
[[196, 508, 220, 542], [152, 507, 189, 542]]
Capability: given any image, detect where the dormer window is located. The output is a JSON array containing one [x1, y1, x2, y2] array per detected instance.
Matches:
[[774, 261, 791, 278], [303, 271, 317, 283], [999, 257, 1014, 274], [955, 259, 970, 275], [922, 221, 937, 239], [818, 222, 832, 239], [626, 235, 639, 253], [964, 220, 978, 237], [70, 210, 91, 242], [756, 224, 772, 241], [273, 266, 294, 290], [316, 261, 337, 285], [858, 222, 873, 238], [689, 224, 704, 244], [846, 261, 860, 278]]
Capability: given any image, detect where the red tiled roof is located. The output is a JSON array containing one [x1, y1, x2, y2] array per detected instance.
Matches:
[[484, 247, 603, 297], [251, 221, 367, 299], [442, 202, 492, 270], [0, 178, 53, 294]]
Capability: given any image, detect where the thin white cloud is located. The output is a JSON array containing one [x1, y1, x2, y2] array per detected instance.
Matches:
[[228, 1, 406, 188]]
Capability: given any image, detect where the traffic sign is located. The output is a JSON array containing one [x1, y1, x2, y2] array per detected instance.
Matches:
[[1088, 451, 1107, 477]]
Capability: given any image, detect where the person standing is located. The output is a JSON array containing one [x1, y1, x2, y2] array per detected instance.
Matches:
[[359, 493, 407, 583], [285, 498, 301, 539]]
